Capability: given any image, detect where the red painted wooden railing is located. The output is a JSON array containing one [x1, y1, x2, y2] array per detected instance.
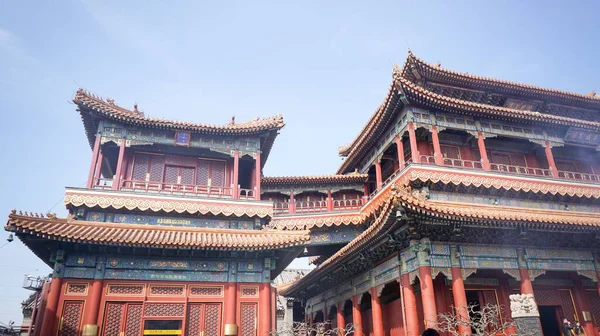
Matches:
[[120, 179, 233, 197], [295, 201, 328, 213], [558, 170, 600, 182], [489, 163, 551, 177], [442, 158, 483, 169], [332, 199, 362, 211]]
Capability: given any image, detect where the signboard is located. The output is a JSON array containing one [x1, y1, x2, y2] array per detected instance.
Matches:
[[564, 127, 600, 146], [174, 131, 191, 146]]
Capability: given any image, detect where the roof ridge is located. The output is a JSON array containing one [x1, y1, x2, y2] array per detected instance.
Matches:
[[406, 52, 600, 103]]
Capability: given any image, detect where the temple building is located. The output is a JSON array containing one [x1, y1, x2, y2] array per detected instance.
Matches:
[[6, 51, 600, 336]]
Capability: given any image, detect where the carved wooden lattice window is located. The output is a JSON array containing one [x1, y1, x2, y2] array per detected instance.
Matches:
[[190, 286, 224, 297], [240, 303, 257, 336], [186, 303, 223, 336], [196, 159, 226, 187], [102, 303, 142, 336], [440, 145, 461, 159], [240, 286, 259, 298], [144, 303, 185, 317], [58, 301, 84, 336], [149, 285, 185, 296], [65, 283, 88, 295], [106, 284, 145, 296], [132, 154, 164, 182]]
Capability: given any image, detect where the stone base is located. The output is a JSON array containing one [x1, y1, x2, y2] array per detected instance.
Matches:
[[515, 316, 543, 336]]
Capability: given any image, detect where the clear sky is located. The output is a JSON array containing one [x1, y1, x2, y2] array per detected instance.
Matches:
[[1, 0, 599, 325]]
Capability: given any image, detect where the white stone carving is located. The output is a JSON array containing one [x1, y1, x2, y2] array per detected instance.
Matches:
[[509, 294, 539, 318]]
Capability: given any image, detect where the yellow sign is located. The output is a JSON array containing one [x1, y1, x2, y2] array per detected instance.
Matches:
[[143, 330, 182, 335]]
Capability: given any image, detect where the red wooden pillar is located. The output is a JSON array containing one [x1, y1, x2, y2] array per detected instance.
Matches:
[[370, 288, 385, 336], [408, 122, 420, 163], [351, 295, 363, 336], [93, 150, 104, 185], [336, 302, 345, 335], [477, 131, 491, 171], [224, 283, 237, 335], [33, 283, 49, 336], [255, 151, 261, 200], [259, 283, 271, 336], [39, 278, 62, 335], [396, 134, 406, 170], [82, 279, 103, 328], [327, 190, 334, 211], [451, 267, 472, 335], [375, 159, 383, 190], [572, 277, 596, 336], [362, 183, 369, 204], [111, 139, 126, 190], [271, 286, 277, 332], [233, 150, 240, 198], [419, 266, 438, 328], [289, 191, 296, 214], [401, 274, 419, 336], [544, 140, 559, 178], [86, 135, 102, 188], [431, 125, 443, 165], [519, 269, 534, 295]]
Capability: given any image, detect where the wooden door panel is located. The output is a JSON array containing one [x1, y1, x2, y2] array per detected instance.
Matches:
[[204, 304, 222, 336], [58, 301, 84, 336], [124, 304, 143, 336], [103, 303, 126, 336], [240, 303, 257, 336], [186, 304, 204, 336]]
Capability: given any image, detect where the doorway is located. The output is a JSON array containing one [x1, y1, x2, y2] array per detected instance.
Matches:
[[539, 306, 561, 336]]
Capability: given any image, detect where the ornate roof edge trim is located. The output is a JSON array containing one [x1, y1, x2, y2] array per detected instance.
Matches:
[[403, 168, 600, 199], [269, 213, 364, 230], [394, 74, 600, 131], [74, 88, 286, 134], [5, 211, 309, 250], [64, 189, 274, 218], [261, 173, 368, 185], [404, 50, 600, 106], [336, 82, 402, 174]]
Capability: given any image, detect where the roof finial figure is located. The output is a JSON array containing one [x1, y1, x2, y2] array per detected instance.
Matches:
[[133, 103, 139, 113], [106, 98, 115, 105], [229, 115, 236, 125], [435, 61, 441, 68], [588, 91, 596, 97]]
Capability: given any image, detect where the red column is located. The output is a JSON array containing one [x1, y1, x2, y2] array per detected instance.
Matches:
[[233, 150, 240, 198], [375, 159, 383, 190], [327, 190, 334, 211], [111, 139, 126, 190], [33, 283, 49, 336], [572, 277, 596, 336], [401, 274, 419, 336], [451, 267, 472, 335], [396, 134, 406, 170], [419, 266, 438, 328], [255, 151, 261, 200], [351, 295, 363, 336], [259, 283, 271, 336], [224, 283, 237, 335], [431, 126, 443, 165], [289, 191, 296, 214], [519, 269, 534, 295], [408, 122, 420, 163], [477, 132, 491, 171], [271, 286, 277, 332], [544, 140, 559, 178], [362, 183, 369, 204], [39, 278, 62, 335], [336, 302, 345, 336], [82, 280, 103, 327], [93, 150, 104, 185], [370, 288, 385, 336], [86, 135, 102, 188]]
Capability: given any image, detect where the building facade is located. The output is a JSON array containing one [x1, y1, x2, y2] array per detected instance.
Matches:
[[6, 51, 600, 336]]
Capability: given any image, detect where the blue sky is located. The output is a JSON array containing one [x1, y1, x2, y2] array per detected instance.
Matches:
[[1, 0, 599, 325]]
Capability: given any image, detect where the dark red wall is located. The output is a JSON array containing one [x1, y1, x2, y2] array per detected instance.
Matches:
[[382, 299, 404, 336]]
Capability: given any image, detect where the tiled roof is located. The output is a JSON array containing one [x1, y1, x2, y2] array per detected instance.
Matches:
[[269, 212, 363, 230], [403, 50, 600, 107], [262, 173, 368, 185], [394, 71, 600, 131], [6, 211, 309, 250], [336, 51, 600, 174], [273, 268, 312, 286], [73, 89, 285, 166]]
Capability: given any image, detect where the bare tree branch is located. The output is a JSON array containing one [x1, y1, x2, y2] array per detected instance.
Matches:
[[271, 321, 357, 336], [436, 304, 537, 336]]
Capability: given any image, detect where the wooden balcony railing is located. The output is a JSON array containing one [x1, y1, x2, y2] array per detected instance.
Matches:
[[120, 179, 233, 198], [489, 163, 551, 177], [420, 155, 436, 165], [558, 170, 600, 182], [333, 199, 362, 211], [274, 202, 290, 215], [443, 158, 483, 169], [92, 178, 113, 190], [295, 201, 328, 213]]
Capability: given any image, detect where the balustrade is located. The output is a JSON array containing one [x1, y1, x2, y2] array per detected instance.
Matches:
[[442, 158, 483, 169], [295, 200, 328, 213], [489, 163, 551, 177], [93, 178, 113, 190], [558, 170, 600, 182], [332, 199, 362, 211], [119, 179, 233, 197]]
